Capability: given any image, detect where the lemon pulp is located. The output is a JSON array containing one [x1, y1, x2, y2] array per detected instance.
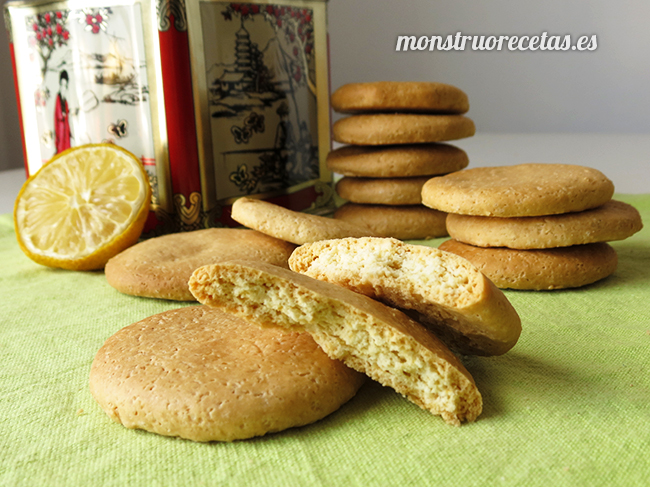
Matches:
[[14, 144, 151, 270]]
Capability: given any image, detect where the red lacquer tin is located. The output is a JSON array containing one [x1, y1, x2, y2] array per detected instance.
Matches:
[[5, 0, 332, 235]]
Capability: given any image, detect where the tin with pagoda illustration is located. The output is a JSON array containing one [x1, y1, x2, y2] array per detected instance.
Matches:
[[4, 0, 332, 235]]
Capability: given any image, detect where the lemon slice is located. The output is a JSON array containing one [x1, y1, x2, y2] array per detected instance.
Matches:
[[14, 144, 152, 271]]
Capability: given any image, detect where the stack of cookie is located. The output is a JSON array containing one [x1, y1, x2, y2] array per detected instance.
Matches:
[[328, 81, 475, 240], [421, 163, 643, 290]]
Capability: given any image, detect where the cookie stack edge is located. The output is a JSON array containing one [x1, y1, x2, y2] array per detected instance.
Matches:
[[329, 81, 475, 240], [423, 164, 643, 290]]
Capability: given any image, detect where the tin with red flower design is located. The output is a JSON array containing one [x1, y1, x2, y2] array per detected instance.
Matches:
[[5, 0, 332, 236]]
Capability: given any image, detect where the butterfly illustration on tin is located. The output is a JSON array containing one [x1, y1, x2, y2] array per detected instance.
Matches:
[[40, 130, 54, 147], [245, 112, 265, 133], [108, 119, 128, 138], [231, 111, 265, 144], [231, 125, 252, 144]]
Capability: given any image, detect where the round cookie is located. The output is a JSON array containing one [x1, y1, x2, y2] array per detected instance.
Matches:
[[332, 114, 475, 146], [446, 200, 643, 249], [231, 197, 378, 244], [422, 164, 615, 217], [336, 176, 430, 205], [189, 261, 483, 425], [334, 203, 448, 240], [89, 306, 365, 442], [327, 144, 469, 178], [289, 237, 522, 356], [331, 81, 470, 114], [105, 228, 296, 301], [438, 239, 618, 290]]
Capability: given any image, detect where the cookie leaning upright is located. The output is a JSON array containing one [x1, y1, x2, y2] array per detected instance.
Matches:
[[330, 81, 475, 240], [289, 238, 521, 356], [189, 261, 483, 425], [231, 197, 378, 245]]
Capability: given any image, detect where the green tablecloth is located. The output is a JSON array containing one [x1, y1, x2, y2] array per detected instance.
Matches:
[[1, 194, 649, 487]]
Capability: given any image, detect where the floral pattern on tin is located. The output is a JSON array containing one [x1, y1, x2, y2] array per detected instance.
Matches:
[[21, 4, 156, 198], [77, 8, 112, 34], [27, 10, 71, 78]]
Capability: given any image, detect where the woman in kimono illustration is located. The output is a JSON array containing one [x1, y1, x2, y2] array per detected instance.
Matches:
[[54, 70, 71, 154]]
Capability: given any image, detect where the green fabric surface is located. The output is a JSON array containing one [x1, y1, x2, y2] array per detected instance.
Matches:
[[1, 194, 649, 487]]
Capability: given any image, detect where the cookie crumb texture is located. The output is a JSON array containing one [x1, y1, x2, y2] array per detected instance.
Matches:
[[289, 238, 521, 356], [190, 261, 483, 425], [89, 306, 364, 442]]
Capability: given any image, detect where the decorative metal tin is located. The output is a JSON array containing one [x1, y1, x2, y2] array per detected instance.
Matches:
[[5, 0, 332, 235]]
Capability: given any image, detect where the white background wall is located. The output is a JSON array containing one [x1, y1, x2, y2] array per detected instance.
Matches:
[[327, 0, 650, 132], [1, 0, 648, 172]]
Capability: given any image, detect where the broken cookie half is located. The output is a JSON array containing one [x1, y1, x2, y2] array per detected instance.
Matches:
[[189, 260, 482, 425], [289, 237, 522, 356]]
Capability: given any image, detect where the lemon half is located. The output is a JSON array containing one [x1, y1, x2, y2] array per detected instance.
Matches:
[[14, 144, 152, 271]]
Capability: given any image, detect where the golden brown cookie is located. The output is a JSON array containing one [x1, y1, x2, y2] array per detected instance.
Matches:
[[336, 176, 430, 205], [438, 239, 618, 290], [331, 81, 470, 114], [326, 144, 469, 178], [105, 228, 296, 301], [334, 203, 448, 240], [446, 200, 643, 249], [89, 306, 365, 442], [332, 114, 475, 146], [231, 197, 378, 245], [189, 261, 483, 425], [422, 164, 615, 217], [289, 238, 521, 356]]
